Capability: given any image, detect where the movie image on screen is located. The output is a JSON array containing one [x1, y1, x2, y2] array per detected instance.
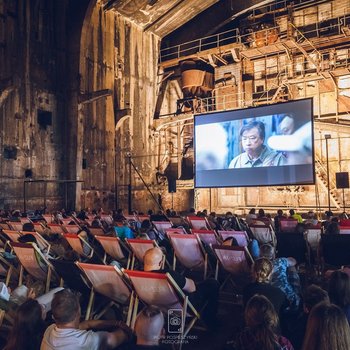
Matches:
[[194, 98, 314, 188]]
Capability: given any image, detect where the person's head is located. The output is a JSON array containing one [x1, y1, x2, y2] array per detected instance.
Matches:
[[134, 306, 164, 346], [22, 222, 35, 232], [240, 121, 265, 157], [328, 270, 350, 308], [5, 299, 45, 350], [289, 209, 295, 216], [249, 208, 256, 215], [258, 209, 265, 218], [18, 233, 36, 244], [327, 221, 340, 235], [279, 115, 295, 135], [260, 244, 275, 260], [223, 236, 239, 247], [303, 285, 329, 313], [51, 289, 80, 327], [277, 209, 283, 216], [302, 302, 350, 350], [144, 248, 164, 272], [254, 258, 273, 283]]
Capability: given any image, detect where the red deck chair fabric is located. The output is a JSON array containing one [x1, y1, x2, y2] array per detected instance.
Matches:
[[165, 228, 186, 236], [88, 227, 105, 236], [211, 244, 253, 279], [2, 230, 21, 243], [33, 223, 46, 234], [8, 222, 23, 232], [152, 221, 172, 235], [63, 225, 81, 234], [77, 262, 133, 322], [136, 215, 150, 223], [340, 219, 350, 227], [126, 239, 157, 269], [186, 216, 210, 230], [42, 214, 53, 224], [0, 223, 10, 230], [124, 270, 200, 336], [19, 217, 32, 225], [11, 242, 54, 292], [47, 224, 66, 235], [63, 234, 94, 259], [95, 236, 128, 263], [249, 224, 274, 244], [217, 230, 249, 247], [192, 230, 219, 246], [280, 219, 298, 233], [168, 234, 207, 277], [340, 226, 350, 234]]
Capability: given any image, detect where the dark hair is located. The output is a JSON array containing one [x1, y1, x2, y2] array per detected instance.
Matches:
[[22, 222, 35, 232], [328, 271, 350, 308], [303, 285, 329, 311], [4, 299, 45, 350], [289, 209, 295, 216], [240, 121, 265, 141], [52, 289, 80, 324], [258, 209, 265, 218], [18, 233, 37, 244], [141, 219, 152, 230]]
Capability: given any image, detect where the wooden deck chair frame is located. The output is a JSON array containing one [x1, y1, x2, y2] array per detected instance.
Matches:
[[42, 214, 53, 224], [95, 235, 131, 267], [33, 222, 46, 234], [76, 262, 134, 324], [64, 233, 94, 259], [7, 222, 23, 232], [168, 233, 208, 279], [126, 239, 158, 270], [211, 244, 254, 291], [10, 242, 55, 292], [47, 223, 66, 235], [124, 270, 201, 342]]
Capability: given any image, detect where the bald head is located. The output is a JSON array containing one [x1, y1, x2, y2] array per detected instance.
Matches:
[[135, 306, 164, 346], [144, 247, 164, 272]]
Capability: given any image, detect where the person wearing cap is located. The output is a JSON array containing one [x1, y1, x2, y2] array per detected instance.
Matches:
[[229, 121, 284, 168]]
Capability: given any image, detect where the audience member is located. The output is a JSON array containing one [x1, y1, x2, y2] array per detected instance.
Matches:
[[229, 294, 294, 350], [243, 258, 287, 317], [260, 244, 301, 310], [143, 247, 219, 329], [4, 299, 46, 350], [289, 209, 303, 223], [325, 219, 340, 235], [245, 208, 257, 225], [274, 209, 286, 233], [328, 270, 350, 323], [303, 211, 318, 227], [132, 306, 167, 349], [288, 284, 329, 350], [41, 289, 130, 350], [302, 302, 350, 350]]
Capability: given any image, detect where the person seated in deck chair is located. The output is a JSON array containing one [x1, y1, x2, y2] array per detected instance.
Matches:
[[143, 247, 220, 330], [41, 289, 131, 350], [131, 306, 167, 350]]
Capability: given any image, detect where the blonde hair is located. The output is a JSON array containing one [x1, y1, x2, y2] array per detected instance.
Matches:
[[254, 258, 273, 283]]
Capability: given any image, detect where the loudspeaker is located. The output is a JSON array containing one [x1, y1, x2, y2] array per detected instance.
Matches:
[[168, 179, 177, 193], [336, 172, 349, 189]]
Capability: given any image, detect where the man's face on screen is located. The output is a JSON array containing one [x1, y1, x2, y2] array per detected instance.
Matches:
[[241, 127, 264, 156]]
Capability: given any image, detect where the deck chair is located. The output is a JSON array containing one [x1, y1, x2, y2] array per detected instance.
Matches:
[[280, 219, 298, 233], [100, 214, 113, 226], [88, 227, 105, 236], [212, 244, 253, 291], [36, 287, 64, 313], [60, 217, 75, 226], [63, 225, 81, 234], [249, 224, 275, 245], [47, 223, 66, 235], [124, 270, 201, 339], [7, 222, 23, 232], [340, 219, 350, 226], [136, 215, 150, 223], [340, 226, 350, 234], [152, 221, 172, 236], [42, 214, 53, 224], [0, 223, 10, 230], [63, 233, 94, 260], [168, 234, 208, 279], [20, 231, 51, 256], [0, 254, 18, 286], [186, 216, 210, 230], [33, 223, 46, 234], [126, 239, 157, 270], [169, 216, 186, 227], [19, 217, 32, 225], [218, 230, 249, 246], [192, 230, 219, 246], [11, 242, 55, 292], [304, 228, 322, 269], [95, 236, 130, 267], [1, 230, 22, 251], [165, 228, 186, 236], [76, 262, 134, 323]]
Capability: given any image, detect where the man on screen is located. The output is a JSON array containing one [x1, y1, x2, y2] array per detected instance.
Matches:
[[229, 120, 284, 168]]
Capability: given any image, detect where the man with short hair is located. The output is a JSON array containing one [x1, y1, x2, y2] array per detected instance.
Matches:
[[132, 306, 166, 349], [229, 120, 284, 168], [40, 289, 130, 350]]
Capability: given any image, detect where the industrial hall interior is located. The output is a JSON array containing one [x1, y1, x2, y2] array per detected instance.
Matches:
[[3, 0, 350, 350]]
